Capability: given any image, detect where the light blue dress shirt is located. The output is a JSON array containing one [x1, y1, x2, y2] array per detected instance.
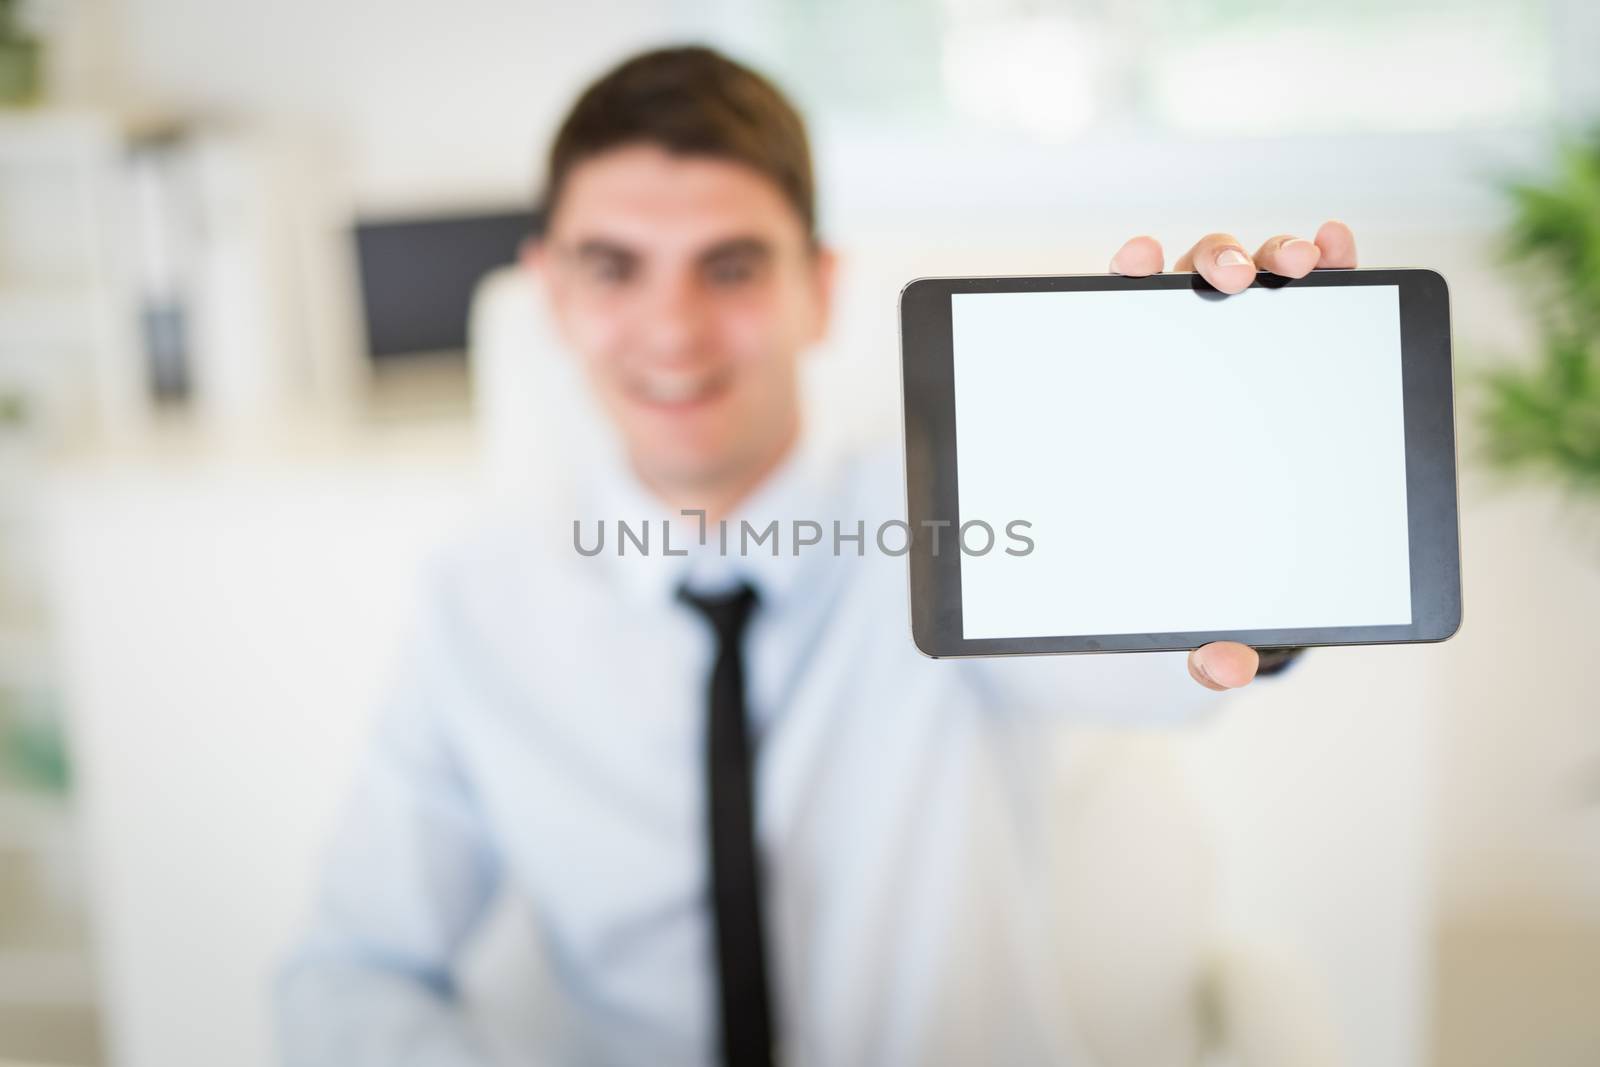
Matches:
[[278, 439, 1223, 1066]]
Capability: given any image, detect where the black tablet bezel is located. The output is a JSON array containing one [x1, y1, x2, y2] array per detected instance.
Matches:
[[899, 268, 1461, 658]]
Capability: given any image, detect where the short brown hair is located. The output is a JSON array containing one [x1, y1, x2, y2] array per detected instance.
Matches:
[[540, 45, 817, 239]]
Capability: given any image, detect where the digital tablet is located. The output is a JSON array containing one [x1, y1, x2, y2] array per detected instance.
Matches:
[[899, 268, 1461, 658]]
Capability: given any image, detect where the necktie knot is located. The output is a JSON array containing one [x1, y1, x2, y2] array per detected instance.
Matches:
[[677, 582, 761, 641]]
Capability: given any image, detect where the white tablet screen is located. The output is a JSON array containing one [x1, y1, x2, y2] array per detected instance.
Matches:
[[951, 285, 1413, 639]]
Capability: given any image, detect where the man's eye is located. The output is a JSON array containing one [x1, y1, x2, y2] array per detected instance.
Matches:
[[705, 260, 756, 287], [584, 258, 634, 285]]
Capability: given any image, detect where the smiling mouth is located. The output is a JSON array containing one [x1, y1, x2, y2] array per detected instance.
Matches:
[[624, 368, 734, 410]]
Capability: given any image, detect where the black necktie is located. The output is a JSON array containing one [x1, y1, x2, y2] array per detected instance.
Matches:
[[677, 582, 774, 1067]]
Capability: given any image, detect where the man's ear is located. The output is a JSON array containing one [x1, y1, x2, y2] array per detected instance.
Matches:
[[521, 236, 576, 349], [520, 236, 546, 283], [807, 243, 839, 346], [521, 236, 560, 313]]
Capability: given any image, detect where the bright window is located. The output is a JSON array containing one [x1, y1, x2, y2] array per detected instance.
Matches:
[[701, 0, 1557, 141]]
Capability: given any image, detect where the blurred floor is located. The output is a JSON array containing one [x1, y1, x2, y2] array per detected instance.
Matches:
[[1433, 910, 1600, 1067]]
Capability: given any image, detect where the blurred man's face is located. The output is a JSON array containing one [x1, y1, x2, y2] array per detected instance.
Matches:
[[530, 144, 833, 505]]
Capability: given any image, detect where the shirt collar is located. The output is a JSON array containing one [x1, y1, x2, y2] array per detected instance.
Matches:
[[582, 433, 837, 613]]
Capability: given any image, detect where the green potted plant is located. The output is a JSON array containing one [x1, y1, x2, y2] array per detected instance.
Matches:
[[1479, 129, 1600, 496], [0, 0, 41, 106]]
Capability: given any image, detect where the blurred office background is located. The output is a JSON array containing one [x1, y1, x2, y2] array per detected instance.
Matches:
[[1, 0, 1598, 1064]]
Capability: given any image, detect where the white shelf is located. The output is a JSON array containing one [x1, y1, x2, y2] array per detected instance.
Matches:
[[0, 290, 100, 348], [0, 113, 107, 1041], [0, 111, 117, 164]]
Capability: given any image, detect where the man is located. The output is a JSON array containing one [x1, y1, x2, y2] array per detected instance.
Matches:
[[280, 45, 1343, 1066]]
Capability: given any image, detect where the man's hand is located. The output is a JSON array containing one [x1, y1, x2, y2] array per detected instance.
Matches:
[[1109, 219, 1357, 294], [1109, 220, 1358, 689]]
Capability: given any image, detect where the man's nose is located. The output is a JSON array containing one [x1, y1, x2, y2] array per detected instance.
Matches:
[[640, 275, 709, 359]]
